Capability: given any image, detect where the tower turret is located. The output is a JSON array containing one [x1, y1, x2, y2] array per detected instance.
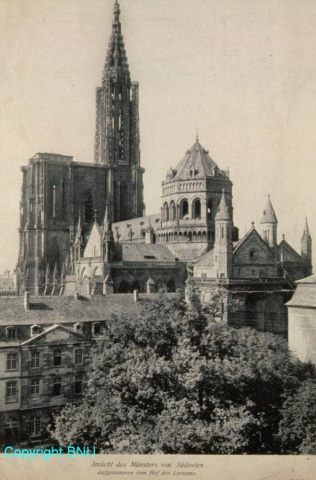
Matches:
[[214, 190, 233, 278], [260, 195, 278, 248]]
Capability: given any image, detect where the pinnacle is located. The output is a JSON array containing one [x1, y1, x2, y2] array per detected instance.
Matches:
[[302, 217, 311, 239]]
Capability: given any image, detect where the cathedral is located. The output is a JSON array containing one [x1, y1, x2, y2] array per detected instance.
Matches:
[[17, 1, 312, 334]]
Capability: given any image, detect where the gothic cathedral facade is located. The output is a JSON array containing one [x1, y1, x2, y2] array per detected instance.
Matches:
[[17, 1, 145, 295]]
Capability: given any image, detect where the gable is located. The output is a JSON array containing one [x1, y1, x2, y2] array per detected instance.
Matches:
[[233, 229, 274, 265], [84, 223, 102, 258], [21, 325, 86, 346]]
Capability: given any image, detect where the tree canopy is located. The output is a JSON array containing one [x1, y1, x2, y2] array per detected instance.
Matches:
[[50, 283, 316, 454]]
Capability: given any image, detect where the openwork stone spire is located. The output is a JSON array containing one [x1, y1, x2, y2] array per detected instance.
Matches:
[[103, 0, 130, 83]]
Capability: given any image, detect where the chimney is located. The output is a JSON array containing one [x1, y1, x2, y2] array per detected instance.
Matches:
[[133, 290, 139, 303], [24, 292, 30, 311]]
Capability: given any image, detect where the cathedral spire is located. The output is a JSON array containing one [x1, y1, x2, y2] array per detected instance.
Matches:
[[103, 0, 130, 82]]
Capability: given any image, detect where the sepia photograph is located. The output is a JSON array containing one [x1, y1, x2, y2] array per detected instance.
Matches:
[[0, 0, 316, 478]]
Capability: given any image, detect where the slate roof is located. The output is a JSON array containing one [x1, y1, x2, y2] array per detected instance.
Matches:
[[172, 140, 228, 181], [286, 284, 316, 308], [296, 274, 316, 284], [113, 213, 160, 242], [278, 239, 303, 262], [120, 244, 179, 262], [0, 294, 163, 325], [194, 249, 214, 267]]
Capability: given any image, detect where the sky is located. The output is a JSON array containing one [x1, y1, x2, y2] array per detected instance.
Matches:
[[1, 0, 316, 273]]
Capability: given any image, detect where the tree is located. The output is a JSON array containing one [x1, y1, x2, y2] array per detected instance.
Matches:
[[49, 284, 316, 454], [277, 377, 316, 454]]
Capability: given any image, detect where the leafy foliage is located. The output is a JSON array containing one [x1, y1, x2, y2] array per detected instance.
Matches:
[[277, 377, 316, 454], [50, 282, 316, 454]]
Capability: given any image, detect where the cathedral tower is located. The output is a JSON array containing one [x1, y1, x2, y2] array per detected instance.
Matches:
[[156, 137, 237, 262], [17, 1, 145, 295], [94, 0, 144, 222]]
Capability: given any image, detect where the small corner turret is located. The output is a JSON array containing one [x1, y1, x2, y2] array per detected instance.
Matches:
[[260, 195, 278, 248], [214, 190, 233, 278]]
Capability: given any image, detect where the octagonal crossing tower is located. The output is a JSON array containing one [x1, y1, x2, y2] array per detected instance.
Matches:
[[156, 136, 238, 262]]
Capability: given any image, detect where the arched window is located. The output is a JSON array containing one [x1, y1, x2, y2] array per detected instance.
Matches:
[[120, 183, 127, 221], [84, 192, 94, 223], [207, 199, 212, 220], [119, 108, 124, 158], [193, 199, 201, 219], [48, 238, 61, 272], [167, 279, 176, 292], [169, 201, 176, 221], [163, 202, 169, 222], [180, 199, 189, 219]]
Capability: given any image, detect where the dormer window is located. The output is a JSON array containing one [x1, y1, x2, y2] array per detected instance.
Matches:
[[6, 327, 17, 341], [92, 323, 101, 336], [74, 323, 83, 333], [30, 325, 41, 337]]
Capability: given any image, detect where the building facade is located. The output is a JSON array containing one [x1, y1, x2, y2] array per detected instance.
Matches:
[[0, 292, 144, 447], [287, 274, 316, 364]]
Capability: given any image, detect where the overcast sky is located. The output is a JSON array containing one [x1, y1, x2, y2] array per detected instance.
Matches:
[[1, 0, 316, 273]]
